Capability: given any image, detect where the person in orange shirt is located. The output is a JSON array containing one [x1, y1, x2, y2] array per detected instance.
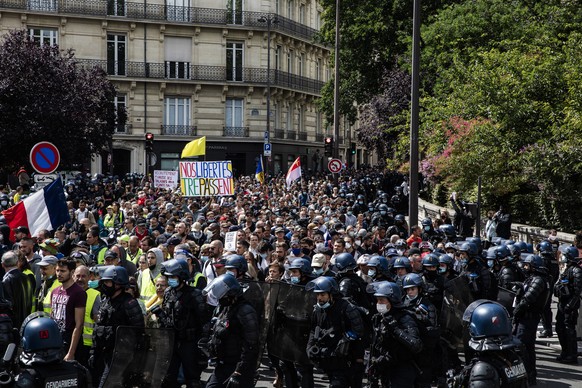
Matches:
[[406, 225, 422, 247]]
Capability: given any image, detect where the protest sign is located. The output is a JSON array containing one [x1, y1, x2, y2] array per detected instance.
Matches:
[[179, 161, 234, 196], [153, 170, 178, 189]]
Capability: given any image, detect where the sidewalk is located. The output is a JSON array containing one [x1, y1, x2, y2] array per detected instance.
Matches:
[[535, 297, 582, 356]]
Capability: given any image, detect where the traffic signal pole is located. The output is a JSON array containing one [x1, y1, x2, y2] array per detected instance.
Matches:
[[332, 0, 340, 185]]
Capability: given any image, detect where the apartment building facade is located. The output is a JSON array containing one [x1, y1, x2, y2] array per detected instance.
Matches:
[[0, 0, 370, 177]]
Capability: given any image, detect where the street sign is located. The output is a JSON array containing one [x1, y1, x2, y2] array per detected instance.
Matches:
[[33, 173, 58, 183], [264, 143, 272, 157], [264, 131, 270, 143], [328, 158, 343, 173], [30, 142, 60, 174]]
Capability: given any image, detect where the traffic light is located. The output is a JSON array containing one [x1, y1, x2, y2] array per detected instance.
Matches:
[[350, 143, 356, 155], [324, 136, 334, 157], [145, 132, 154, 153]]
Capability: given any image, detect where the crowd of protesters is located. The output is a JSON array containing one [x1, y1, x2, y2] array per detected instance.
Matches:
[[0, 166, 580, 387]]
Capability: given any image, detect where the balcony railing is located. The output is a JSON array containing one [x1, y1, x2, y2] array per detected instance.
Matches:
[[274, 129, 285, 139], [161, 125, 197, 136], [297, 131, 307, 141], [114, 123, 132, 133], [223, 126, 249, 137], [1, 1, 319, 41], [76, 59, 324, 95], [315, 133, 324, 142], [286, 130, 296, 140]]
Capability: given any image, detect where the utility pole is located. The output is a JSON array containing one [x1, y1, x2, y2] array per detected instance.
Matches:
[[408, 0, 421, 227], [259, 14, 277, 181], [333, 0, 340, 184]]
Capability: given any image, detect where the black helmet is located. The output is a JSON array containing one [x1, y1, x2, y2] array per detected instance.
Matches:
[[522, 254, 545, 273], [104, 250, 118, 260], [334, 252, 357, 273], [101, 266, 129, 286], [439, 224, 457, 238], [202, 273, 242, 300], [438, 254, 454, 267], [161, 258, 190, 281], [366, 281, 403, 307], [378, 204, 389, 214], [514, 241, 528, 253], [288, 258, 312, 275], [306, 276, 339, 294], [459, 242, 478, 257], [465, 301, 512, 347], [20, 312, 62, 365], [560, 246, 579, 264], [494, 245, 511, 262], [224, 255, 248, 274], [536, 240, 553, 254], [394, 214, 405, 223]]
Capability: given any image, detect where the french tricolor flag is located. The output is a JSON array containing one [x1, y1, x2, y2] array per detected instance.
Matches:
[[2, 177, 69, 241]]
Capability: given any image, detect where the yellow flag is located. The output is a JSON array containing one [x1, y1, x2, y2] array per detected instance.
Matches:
[[181, 136, 206, 158]]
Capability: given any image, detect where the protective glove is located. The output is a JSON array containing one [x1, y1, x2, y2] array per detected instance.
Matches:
[[333, 336, 350, 357], [224, 373, 241, 388]]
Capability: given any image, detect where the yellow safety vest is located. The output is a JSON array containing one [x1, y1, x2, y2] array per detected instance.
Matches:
[[82, 288, 100, 347], [95, 248, 107, 265], [22, 269, 36, 313], [139, 269, 160, 301], [189, 272, 205, 288], [42, 280, 61, 314]]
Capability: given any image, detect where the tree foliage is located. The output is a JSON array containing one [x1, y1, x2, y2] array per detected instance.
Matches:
[[0, 30, 123, 174]]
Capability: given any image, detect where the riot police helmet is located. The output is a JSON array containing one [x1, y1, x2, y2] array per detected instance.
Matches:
[[402, 273, 424, 290], [439, 224, 457, 238], [466, 301, 512, 343], [100, 266, 129, 286], [224, 254, 248, 274], [514, 241, 528, 253], [366, 281, 403, 307], [367, 256, 389, 273], [305, 276, 339, 294], [288, 258, 312, 275], [560, 246, 579, 263], [421, 253, 439, 268], [202, 273, 242, 300], [161, 258, 190, 281], [494, 245, 511, 262], [421, 218, 433, 231], [394, 214, 405, 224], [459, 242, 478, 257], [522, 254, 545, 273], [20, 312, 62, 365], [334, 252, 357, 273], [378, 204, 389, 214], [395, 239, 408, 250], [536, 240, 553, 254], [392, 257, 412, 271]]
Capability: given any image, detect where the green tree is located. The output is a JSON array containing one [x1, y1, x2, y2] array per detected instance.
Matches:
[[0, 30, 124, 176]]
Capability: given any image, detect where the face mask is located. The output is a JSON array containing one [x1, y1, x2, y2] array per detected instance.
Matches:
[[0, 201, 7, 207], [88, 280, 99, 289], [316, 243, 325, 252], [424, 226, 431, 231], [290, 276, 300, 284], [348, 231, 355, 237], [292, 248, 301, 256], [313, 268, 323, 276], [102, 284, 116, 297], [438, 266, 447, 274], [560, 255, 568, 263], [355, 240, 362, 247], [347, 211, 353, 216], [301, 248, 311, 256], [259, 253, 268, 261], [200, 255, 209, 264], [376, 303, 389, 314], [460, 259, 468, 266], [368, 269, 376, 278], [345, 243, 352, 250], [316, 301, 330, 310], [368, 207, 374, 212], [206, 231, 214, 239], [406, 294, 417, 301], [380, 211, 387, 216], [358, 201, 364, 205], [487, 260, 495, 268], [324, 217, 329, 222]]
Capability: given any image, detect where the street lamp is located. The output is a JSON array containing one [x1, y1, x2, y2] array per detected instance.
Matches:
[[258, 14, 278, 179], [409, 0, 421, 227]]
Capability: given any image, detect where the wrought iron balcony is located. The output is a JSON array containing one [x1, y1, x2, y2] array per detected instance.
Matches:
[[223, 126, 249, 137], [274, 129, 285, 139], [161, 125, 197, 136], [298, 131, 307, 141], [0, 0, 319, 41], [114, 123, 132, 134], [286, 130, 296, 140], [315, 133, 325, 142], [75, 59, 324, 95]]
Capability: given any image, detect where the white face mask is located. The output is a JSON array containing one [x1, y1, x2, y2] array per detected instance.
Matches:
[[345, 243, 352, 249], [376, 303, 389, 314]]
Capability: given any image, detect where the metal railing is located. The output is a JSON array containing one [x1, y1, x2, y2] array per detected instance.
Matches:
[[274, 129, 285, 139], [297, 131, 307, 141], [315, 133, 324, 142], [75, 59, 324, 95], [286, 130, 296, 140], [1, 1, 319, 41], [161, 125, 197, 136], [223, 126, 249, 137], [114, 123, 132, 133]]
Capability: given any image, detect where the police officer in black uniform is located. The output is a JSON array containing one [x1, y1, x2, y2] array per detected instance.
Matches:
[[305, 276, 365, 387], [13, 313, 88, 387], [202, 273, 260, 388], [386, 214, 407, 239], [366, 281, 423, 388], [459, 242, 496, 301], [91, 266, 145, 388], [156, 258, 211, 388], [511, 254, 550, 385], [451, 300, 527, 388], [420, 253, 445, 313], [554, 246, 582, 364], [536, 240, 558, 338]]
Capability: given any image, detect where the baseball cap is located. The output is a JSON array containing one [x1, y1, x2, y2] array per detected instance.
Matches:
[[275, 227, 285, 234], [166, 236, 181, 246], [311, 254, 326, 268], [38, 256, 58, 266], [39, 239, 58, 255]]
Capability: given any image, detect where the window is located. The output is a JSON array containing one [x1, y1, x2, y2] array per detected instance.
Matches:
[[114, 94, 127, 133], [227, 0, 244, 25], [286, 106, 293, 131], [167, 0, 191, 22], [161, 153, 180, 171], [226, 42, 244, 81], [28, 0, 57, 12], [316, 112, 322, 134], [275, 45, 282, 71], [299, 4, 305, 24], [287, 155, 295, 168], [164, 97, 191, 127], [287, 0, 294, 19], [298, 53, 305, 77], [316, 11, 321, 30], [165, 37, 192, 79], [107, 0, 126, 16], [275, 0, 280, 15], [226, 98, 244, 128], [316, 58, 322, 81], [107, 34, 126, 76], [298, 106, 305, 133], [287, 50, 294, 73], [273, 103, 281, 129], [29, 28, 58, 46], [273, 154, 282, 175]]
